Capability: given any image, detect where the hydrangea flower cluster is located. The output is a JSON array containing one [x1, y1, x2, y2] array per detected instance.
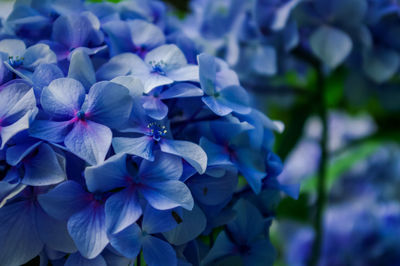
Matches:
[[177, 0, 400, 100], [0, 1, 295, 265]]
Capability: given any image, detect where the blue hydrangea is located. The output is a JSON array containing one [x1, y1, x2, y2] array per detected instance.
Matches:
[[0, 1, 292, 265]]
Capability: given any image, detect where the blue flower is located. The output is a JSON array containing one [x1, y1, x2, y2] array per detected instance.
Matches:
[[97, 44, 199, 93], [30, 78, 132, 165], [0, 186, 76, 266], [85, 152, 193, 234], [202, 200, 275, 266], [198, 53, 251, 116]]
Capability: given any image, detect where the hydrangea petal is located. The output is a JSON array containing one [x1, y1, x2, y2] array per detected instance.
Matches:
[[29, 120, 73, 143], [86, 81, 132, 129], [105, 188, 142, 234], [23, 43, 57, 70], [41, 78, 85, 119], [64, 120, 112, 165], [141, 180, 194, 211], [109, 225, 142, 259], [142, 235, 177, 266], [112, 136, 155, 161], [67, 202, 108, 259], [159, 139, 207, 174], [68, 49, 96, 92], [65, 253, 107, 266]]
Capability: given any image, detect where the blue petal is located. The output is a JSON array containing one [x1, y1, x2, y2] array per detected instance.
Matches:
[[159, 139, 208, 174], [112, 136, 155, 161], [32, 64, 64, 99], [128, 19, 165, 50], [244, 239, 275, 266], [199, 137, 232, 167], [68, 49, 96, 92], [310, 25, 353, 69], [142, 96, 168, 120], [144, 44, 187, 73], [142, 235, 177, 266], [29, 120, 73, 143], [187, 171, 237, 206], [110, 76, 144, 98], [105, 188, 142, 234], [102, 20, 134, 56], [142, 205, 182, 234], [35, 206, 77, 253], [363, 46, 400, 83], [22, 143, 66, 186], [228, 199, 264, 244], [108, 223, 142, 259], [64, 120, 112, 165], [41, 78, 86, 119], [5, 137, 41, 166], [65, 253, 107, 266], [159, 83, 203, 99], [217, 85, 251, 114], [52, 12, 101, 49], [1, 110, 36, 149], [38, 180, 91, 221], [234, 148, 266, 194], [67, 202, 108, 259], [0, 201, 43, 266], [0, 80, 36, 125], [198, 53, 217, 95], [86, 81, 132, 129], [85, 153, 129, 193], [163, 204, 206, 245], [141, 180, 194, 211], [0, 39, 26, 57], [139, 152, 183, 181], [202, 95, 233, 116], [22, 43, 57, 70], [201, 231, 235, 265], [167, 65, 199, 82], [96, 53, 148, 81]]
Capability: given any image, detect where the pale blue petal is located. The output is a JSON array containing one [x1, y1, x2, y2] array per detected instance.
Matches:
[[310, 25, 353, 69], [112, 136, 155, 161], [41, 78, 85, 119], [68, 49, 96, 92], [160, 139, 208, 174], [23, 43, 57, 70], [65, 253, 107, 266]]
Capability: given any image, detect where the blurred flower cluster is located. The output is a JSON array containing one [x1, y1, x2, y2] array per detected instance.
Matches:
[[0, 0, 295, 266]]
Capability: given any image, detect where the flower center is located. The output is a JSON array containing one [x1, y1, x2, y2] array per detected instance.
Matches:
[[8, 56, 24, 68], [76, 110, 86, 120], [147, 122, 167, 141], [149, 60, 166, 75]]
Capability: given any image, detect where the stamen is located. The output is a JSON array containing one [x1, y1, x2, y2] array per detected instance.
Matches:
[[147, 122, 167, 141], [149, 60, 167, 75], [8, 56, 24, 68], [76, 110, 86, 120]]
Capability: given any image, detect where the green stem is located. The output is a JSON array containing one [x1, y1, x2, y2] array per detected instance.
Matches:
[[310, 66, 328, 266]]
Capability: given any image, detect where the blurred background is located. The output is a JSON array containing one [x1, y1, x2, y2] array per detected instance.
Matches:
[[2, 0, 400, 265]]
